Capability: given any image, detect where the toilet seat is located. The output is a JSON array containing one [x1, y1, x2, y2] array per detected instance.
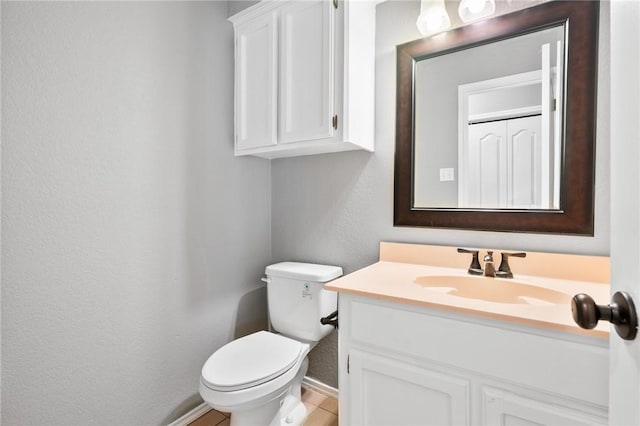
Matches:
[[201, 331, 303, 392]]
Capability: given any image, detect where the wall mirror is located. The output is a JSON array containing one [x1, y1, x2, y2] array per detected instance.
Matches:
[[394, 0, 599, 234]]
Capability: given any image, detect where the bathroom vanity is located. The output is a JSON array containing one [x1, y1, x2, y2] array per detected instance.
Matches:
[[326, 243, 610, 425]]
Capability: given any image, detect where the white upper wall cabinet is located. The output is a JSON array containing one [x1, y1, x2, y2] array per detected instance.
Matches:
[[229, 0, 375, 159]]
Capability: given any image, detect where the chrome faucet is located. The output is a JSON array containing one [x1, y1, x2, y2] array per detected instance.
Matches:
[[483, 251, 496, 277]]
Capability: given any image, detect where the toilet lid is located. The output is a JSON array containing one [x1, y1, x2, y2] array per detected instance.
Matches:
[[201, 331, 303, 391]]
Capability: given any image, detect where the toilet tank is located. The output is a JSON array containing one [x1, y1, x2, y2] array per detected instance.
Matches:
[[264, 262, 342, 342]]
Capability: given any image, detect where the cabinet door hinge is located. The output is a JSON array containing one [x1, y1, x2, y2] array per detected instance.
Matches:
[[332, 114, 338, 130], [333, 0, 338, 9], [347, 355, 350, 374]]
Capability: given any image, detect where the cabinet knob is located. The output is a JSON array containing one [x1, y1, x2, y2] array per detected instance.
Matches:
[[571, 291, 638, 340]]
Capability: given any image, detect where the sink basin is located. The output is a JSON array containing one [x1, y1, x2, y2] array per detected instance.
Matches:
[[414, 275, 571, 305]]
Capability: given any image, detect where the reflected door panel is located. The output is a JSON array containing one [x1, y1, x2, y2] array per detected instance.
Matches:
[[508, 116, 542, 208], [467, 122, 505, 208]]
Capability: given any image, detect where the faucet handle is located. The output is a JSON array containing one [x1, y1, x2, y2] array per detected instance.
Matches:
[[457, 248, 483, 275], [496, 251, 527, 279]]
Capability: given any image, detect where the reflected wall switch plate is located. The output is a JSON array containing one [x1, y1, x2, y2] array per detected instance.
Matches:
[[439, 168, 455, 182]]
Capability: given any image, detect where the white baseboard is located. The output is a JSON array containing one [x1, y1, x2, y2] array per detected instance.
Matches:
[[302, 376, 339, 399], [169, 376, 338, 426], [167, 402, 211, 426]]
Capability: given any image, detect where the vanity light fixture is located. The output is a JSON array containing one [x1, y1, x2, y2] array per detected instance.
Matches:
[[416, 0, 451, 36], [458, 0, 496, 23]]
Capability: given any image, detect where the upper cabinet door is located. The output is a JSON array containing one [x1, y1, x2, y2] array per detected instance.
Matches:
[[278, 0, 335, 144], [234, 11, 278, 152]]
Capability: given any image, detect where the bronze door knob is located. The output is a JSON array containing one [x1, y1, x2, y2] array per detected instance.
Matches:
[[571, 291, 638, 340]]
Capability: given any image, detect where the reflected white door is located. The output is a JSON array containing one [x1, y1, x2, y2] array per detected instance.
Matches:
[[610, 1, 640, 425], [464, 116, 542, 208]]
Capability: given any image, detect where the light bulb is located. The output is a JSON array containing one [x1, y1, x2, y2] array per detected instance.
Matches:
[[467, 0, 485, 14], [416, 0, 451, 36], [458, 0, 495, 23]]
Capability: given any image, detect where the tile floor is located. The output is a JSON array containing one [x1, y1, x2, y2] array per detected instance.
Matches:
[[189, 388, 338, 426]]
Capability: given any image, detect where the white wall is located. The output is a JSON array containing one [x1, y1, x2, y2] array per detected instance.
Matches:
[[1, 2, 271, 424], [272, 0, 610, 388]]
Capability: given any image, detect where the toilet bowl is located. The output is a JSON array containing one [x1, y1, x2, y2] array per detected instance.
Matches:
[[199, 262, 342, 426], [200, 331, 311, 426]]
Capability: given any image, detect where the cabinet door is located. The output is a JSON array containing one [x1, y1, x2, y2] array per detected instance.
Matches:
[[279, 0, 335, 144], [347, 350, 470, 426], [234, 12, 278, 152], [482, 387, 606, 426]]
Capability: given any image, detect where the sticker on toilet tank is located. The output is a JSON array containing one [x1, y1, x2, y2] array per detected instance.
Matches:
[[302, 283, 313, 299]]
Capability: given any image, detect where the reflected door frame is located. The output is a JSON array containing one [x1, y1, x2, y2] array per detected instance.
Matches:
[[458, 70, 557, 209]]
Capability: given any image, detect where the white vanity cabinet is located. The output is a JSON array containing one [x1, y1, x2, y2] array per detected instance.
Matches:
[[338, 294, 609, 426], [229, 0, 375, 159]]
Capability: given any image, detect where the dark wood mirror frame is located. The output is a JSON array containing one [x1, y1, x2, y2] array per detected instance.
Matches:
[[394, 0, 599, 235]]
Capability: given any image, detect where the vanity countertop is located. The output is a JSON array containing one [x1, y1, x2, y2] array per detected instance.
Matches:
[[325, 243, 611, 338]]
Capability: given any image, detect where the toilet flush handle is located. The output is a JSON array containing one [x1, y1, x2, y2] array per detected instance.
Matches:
[[261, 277, 271, 284], [320, 310, 339, 329]]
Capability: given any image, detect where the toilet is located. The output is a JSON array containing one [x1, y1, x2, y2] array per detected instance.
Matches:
[[199, 262, 342, 426]]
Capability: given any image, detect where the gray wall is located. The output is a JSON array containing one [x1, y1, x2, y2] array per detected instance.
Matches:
[[1, 0, 611, 422], [228, 0, 260, 16], [1, 2, 271, 424], [272, 0, 610, 388]]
